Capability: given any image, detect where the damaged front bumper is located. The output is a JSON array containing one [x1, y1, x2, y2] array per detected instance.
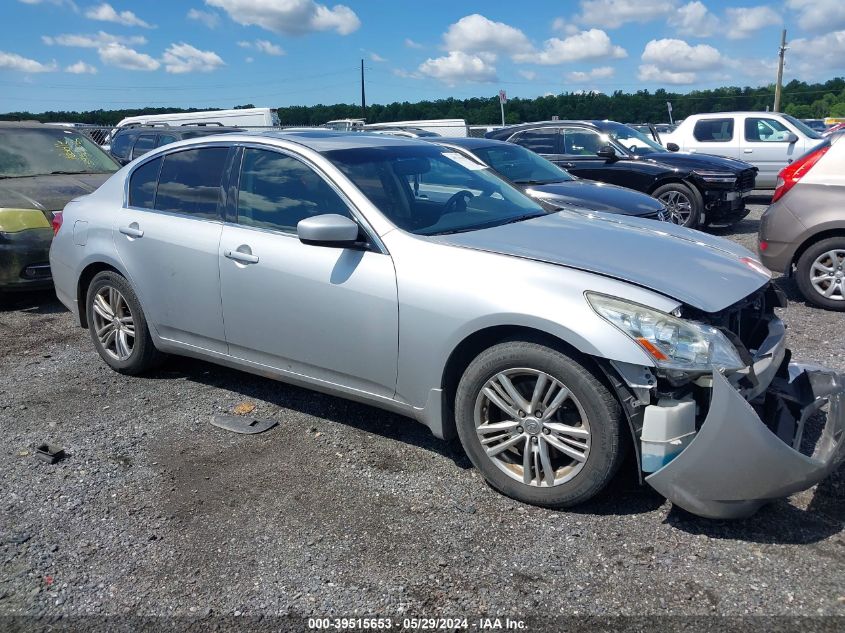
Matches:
[[646, 362, 845, 519]]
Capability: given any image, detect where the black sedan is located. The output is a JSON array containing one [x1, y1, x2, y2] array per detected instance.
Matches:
[[486, 120, 757, 228], [431, 137, 668, 221]]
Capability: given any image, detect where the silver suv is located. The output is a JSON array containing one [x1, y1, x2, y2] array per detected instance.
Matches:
[[50, 131, 844, 519]]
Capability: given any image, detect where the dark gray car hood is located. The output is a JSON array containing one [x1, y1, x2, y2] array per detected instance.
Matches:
[[526, 180, 665, 216], [431, 210, 770, 313], [0, 173, 111, 212]]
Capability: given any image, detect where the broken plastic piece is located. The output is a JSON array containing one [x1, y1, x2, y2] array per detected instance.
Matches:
[[34, 444, 66, 464], [210, 414, 277, 435]]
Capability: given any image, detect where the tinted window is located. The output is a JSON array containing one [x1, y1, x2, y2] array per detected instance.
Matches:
[[156, 134, 177, 147], [693, 119, 734, 142], [132, 134, 156, 159], [154, 147, 228, 219], [745, 117, 791, 142], [562, 128, 605, 155], [110, 132, 133, 161], [237, 148, 350, 233], [128, 157, 161, 209], [471, 144, 571, 183], [513, 129, 558, 153]]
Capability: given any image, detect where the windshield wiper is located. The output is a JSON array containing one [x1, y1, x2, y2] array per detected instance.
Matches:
[[513, 178, 559, 185]]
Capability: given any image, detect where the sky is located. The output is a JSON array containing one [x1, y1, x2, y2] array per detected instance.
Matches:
[[1, 0, 843, 113]]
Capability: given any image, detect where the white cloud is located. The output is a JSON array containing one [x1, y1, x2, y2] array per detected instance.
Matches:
[[518, 69, 537, 80], [725, 6, 780, 40], [637, 64, 695, 84], [162, 43, 225, 73], [790, 30, 845, 71], [187, 8, 220, 29], [0, 51, 57, 73], [42, 31, 147, 48], [418, 50, 497, 85], [442, 14, 532, 56], [65, 60, 97, 73], [567, 66, 615, 81], [98, 42, 159, 70], [206, 0, 360, 35], [787, 0, 845, 33], [551, 18, 579, 35], [19, 0, 78, 8], [238, 39, 284, 55], [404, 38, 423, 49], [369, 52, 386, 62], [515, 29, 626, 65], [85, 3, 153, 28], [392, 68, 422, 79], [668, 2, 717, 37], [576, 0, 676, 29], [641, 38, 722, 71]]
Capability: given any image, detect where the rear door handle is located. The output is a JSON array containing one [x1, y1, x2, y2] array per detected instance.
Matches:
[[119, 224, 144, 238], [224, 248, 259, 264]]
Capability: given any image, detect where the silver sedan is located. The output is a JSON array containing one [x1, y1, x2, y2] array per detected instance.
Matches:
[[49, 131, 844, 519]]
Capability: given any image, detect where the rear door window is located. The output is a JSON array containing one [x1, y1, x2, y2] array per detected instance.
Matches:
[[156, 134, 178, 147], [128, 157, 161, 209], [693, 119, 734, 142], [110, 133, 133, 161], [512, 128, 559, 154], [154, 147, 229, 219], [131, 134, 156, 159]]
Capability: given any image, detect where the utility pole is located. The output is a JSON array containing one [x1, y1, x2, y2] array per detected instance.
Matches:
[[773, 29, 787, 112], [360, 59, 366, 120]]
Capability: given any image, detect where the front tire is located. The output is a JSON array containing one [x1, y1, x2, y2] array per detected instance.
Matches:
[[653, 182, 702, 228], [85, 271, 163, 374], [795, 237, 845, 311], [455, 340, 625, 508]]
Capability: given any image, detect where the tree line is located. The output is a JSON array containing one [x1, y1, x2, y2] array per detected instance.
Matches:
[[3, 77, 843, 127]]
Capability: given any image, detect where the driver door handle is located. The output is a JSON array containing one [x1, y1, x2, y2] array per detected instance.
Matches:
[[224, 249, 259, 264]]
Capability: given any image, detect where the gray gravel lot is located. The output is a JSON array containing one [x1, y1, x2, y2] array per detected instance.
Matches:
[[1, 203, 843, 627]]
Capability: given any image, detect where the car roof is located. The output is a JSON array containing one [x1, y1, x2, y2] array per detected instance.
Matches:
[[430, 136, 509, 150], [244, 129, 433, 151], [117, 126, 245, 135]]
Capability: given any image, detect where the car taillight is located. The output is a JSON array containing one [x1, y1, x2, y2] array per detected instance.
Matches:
[[52, 211, 63, 235], [771, 143, 831, 203]]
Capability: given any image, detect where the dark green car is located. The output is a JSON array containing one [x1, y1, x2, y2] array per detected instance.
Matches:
[[0, 122, 118, 294]]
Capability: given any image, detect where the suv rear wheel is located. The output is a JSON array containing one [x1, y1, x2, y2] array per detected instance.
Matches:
[[455, 340, 626, 508], [795, 237, 845, 311]]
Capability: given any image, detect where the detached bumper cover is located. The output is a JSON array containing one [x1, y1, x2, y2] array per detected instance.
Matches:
[[646, 363, 845, 519], [0, 227, 53, 291]]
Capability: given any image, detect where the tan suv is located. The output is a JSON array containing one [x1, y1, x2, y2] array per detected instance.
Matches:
[[758, 132, 845, 310]]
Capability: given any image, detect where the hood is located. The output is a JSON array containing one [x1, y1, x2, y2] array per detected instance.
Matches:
[[526, 180, 665, 217], [0, 173, 111, 212], [430, 210, 770, 313], [638, 151, 755, 173]]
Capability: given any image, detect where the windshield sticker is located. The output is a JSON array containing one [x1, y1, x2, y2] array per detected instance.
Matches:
[[442, 152, 486, 171], [55, 138, 95, 168]]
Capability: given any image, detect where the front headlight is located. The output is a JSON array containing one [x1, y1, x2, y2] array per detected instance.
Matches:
[[586, 293, 744, 372], [691, 170, 737, 184]]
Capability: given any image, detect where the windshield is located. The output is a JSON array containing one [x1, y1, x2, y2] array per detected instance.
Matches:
[[782, 114, 822, 140], [602, 122, 667, 156], [324, 144, 548, 236], [469, 143, 573, 184], [0, 128, 118, 178]]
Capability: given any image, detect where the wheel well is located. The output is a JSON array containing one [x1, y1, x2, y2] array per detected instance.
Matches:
[[647, 177, 691, 196], [439, 325, 593, 440], [791, 229, 845, 271], [76, 262, 121, 328]]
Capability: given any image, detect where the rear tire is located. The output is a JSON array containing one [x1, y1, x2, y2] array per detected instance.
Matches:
[[653, 182, 702, 228], [85, 271, 164, 374], [795, 237, 845, 311], [455, 340, 626, 508]]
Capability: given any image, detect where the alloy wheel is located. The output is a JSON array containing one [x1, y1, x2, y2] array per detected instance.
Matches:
[[657, 190, 693, 225], [474, 368, 591, 487], [810, 249, 845, 302], [91, 286, 136, 361]]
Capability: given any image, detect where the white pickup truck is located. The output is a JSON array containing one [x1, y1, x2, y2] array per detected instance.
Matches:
[[661, 112, 824, 188]]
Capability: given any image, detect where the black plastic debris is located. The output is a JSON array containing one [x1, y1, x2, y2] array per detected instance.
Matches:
[[210, 414, 278, 435], [34, 444, 66, 464]]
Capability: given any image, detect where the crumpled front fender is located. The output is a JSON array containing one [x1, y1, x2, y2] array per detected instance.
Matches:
[[646, 364, 845, 519]]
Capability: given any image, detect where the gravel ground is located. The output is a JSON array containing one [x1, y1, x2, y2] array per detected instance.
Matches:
[[1, 202, 843, 629]]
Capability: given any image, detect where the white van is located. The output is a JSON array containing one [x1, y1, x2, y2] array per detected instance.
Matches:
[[365, 119, 468, 137], [114, 107, 279, 132]]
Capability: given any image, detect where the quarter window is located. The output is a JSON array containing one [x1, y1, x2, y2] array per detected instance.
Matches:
[[512, 129, 558, 154], [693, 119, 734, 142], [236, 148, 351, 233], [154, 147, 228, 219], [128, 157, 161, 209], [745, 117, 791, 142]]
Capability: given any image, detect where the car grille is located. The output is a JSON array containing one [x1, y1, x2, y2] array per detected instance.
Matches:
[[736, 168, 756, 192]]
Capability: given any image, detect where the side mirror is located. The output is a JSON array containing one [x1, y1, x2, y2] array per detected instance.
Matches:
[[297, 214, 360, 247], [666, 142, 680, 152], [596, 145, 617, 160], [785, 133, 799, 144]]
